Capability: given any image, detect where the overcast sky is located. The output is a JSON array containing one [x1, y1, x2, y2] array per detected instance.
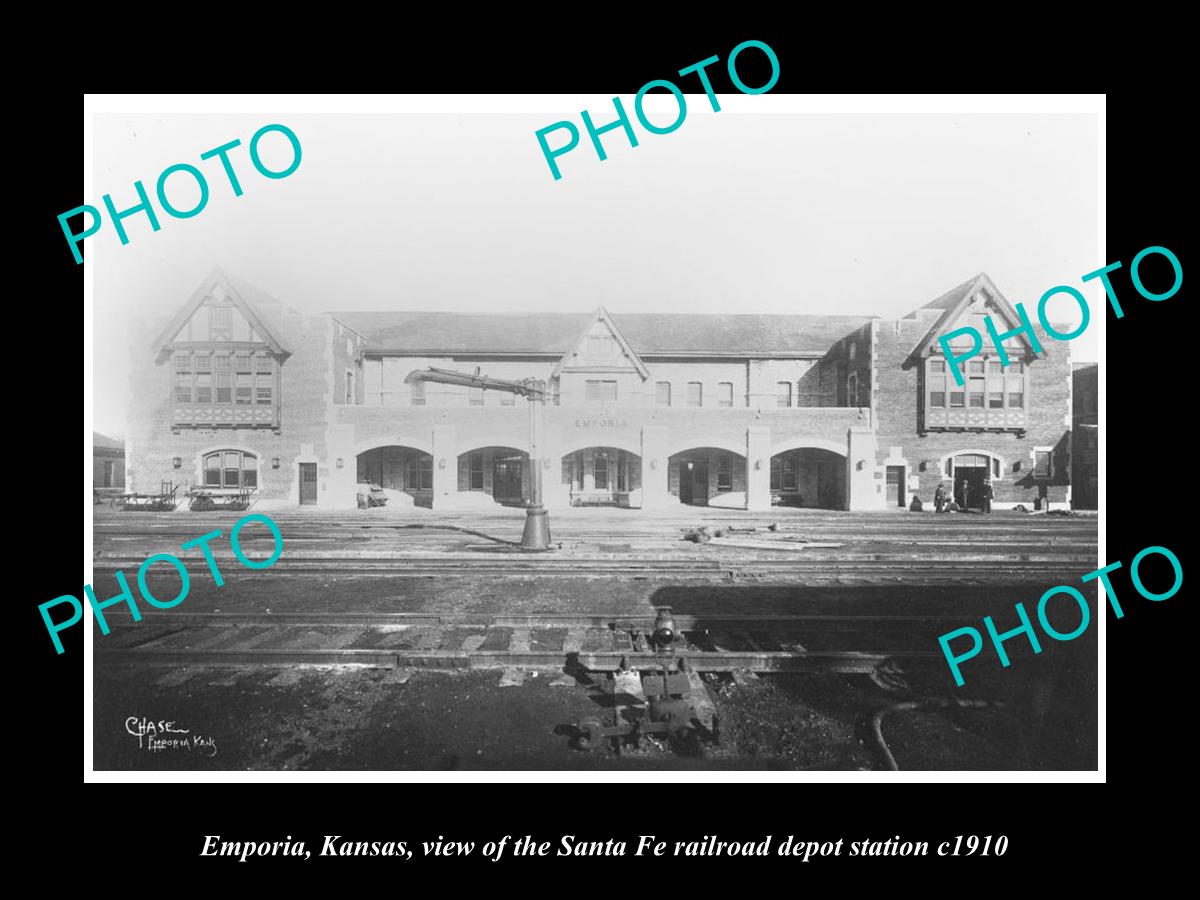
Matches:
[[92, 109, 1099, 437]]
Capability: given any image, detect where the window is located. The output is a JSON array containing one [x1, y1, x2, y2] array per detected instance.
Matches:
[[687, 382, 703, 407], [587, 335, 613, 356], [195, 373, 212, 404], [717, 455, 732, 491], [949, 381, 965, 407], [235, 373, 253, 405], [195, 353, 212, 374], [585, 380, 618, 402], [201, 450, 256, 489], [469, 387, 484, 407], [210, 306, 232, 340], [1034, 450, 1052, 478], [987, 359, 1003, 374], [411, 382, 426, 407], [929, 374, 946, 408], [255, 375, 272, 405], [993, 458, 1002, 478], [406, 453, 433, 490], [234, 354, 252, 373], [848, 373, 859, 407], [717, 382, 733, 407], [849, 342, 857, 361], [929, 358, 945, 374], [770, 457, 781, 491], [214, 355, 232, 403], [345, 370, 354, 405], [968, 376, 986, 408], [967, 359, 985, 375], [175, 372, 192, 404], [256, 354, 273, 374], [573, 452, 584, 490], [469, 452, 484, 490], [616, 451, 627, 491], [781, 454, 797, 491], [776, 381, 792, 408], [593, 452, 609, 490], [987, 375, 1004, 409], [655, 382, 671, 406], [500, 392, 515, 406]]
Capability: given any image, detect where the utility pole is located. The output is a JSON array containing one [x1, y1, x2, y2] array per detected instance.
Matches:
[[404, 367, 552, 550]]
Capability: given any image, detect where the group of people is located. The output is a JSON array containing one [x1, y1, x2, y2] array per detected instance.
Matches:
[[933, 478, 994, 514]]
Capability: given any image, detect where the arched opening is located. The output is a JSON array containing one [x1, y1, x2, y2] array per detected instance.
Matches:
[[457, 446, 529, 507], [669, 447, 746, 507], [201, 449, 258, 490], [356, 445, 434, 508], [562, 446, 642, 507], [943, 451, 1003, 511], [770, 447, 846, 509]]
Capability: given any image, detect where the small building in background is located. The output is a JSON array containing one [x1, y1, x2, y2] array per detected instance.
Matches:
[[1071, 363, 1098, 510], [94, 432, 126, 492]]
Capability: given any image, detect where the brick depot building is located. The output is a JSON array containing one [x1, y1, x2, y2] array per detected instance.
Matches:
[[126, 269, 1074, 512]]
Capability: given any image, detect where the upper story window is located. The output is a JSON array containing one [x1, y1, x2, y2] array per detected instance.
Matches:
[[849, 342, 857, 361], [776, 381, 792, 408], [209, 306, 233, 341], [686, 382, 703, 407], [847, 373, 859, 407], [655, 382, 671, 406], [585, 380, 618, 402], [924, 355, 1026, 432], [411, 382, 426, 407], [174, 351, 274, 408], [717, 382, 734, 407], [587, 335, 614, 357]]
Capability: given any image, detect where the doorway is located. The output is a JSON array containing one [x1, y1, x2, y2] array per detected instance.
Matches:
[[299, 462, 318, 505], [492, 455, 524, 505], [679, 459, 709, 506], [886, 465, 905, 507], [954, 465, 986, 511]]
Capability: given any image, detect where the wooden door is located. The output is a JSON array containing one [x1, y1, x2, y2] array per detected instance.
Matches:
[[299, 462, 318, 505]]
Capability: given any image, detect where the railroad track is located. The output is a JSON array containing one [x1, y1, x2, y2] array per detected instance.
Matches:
[[96, 610, 980, 674]]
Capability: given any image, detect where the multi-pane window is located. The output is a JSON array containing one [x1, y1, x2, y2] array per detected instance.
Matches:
[[214, 355, 232, 403], [968, 375, 986, 408], [928, 357, 946, 407], [1008, 362, 1025, 407], [411, 382, 426, 407], [585, 380, 618, 402], [718, 382, 733, 407], [406, 453, 433, 490], [210, 306, 232, 340], [172, 349, 278, 414], [593, 452, 609, 490], [717, 455, 732, 491], [929, 356, 1025, 418], [655, 382, 671, 406], [687, 383, 702, 407], [202, 450, 256, 489], [469, 387, 484, 407], [587, 335, 614, 356], [770, 454, 797, 491], [469, 452, 484, 490]]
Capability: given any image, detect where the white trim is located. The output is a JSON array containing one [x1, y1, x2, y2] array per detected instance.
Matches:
[[939, 448, 1007, 482]]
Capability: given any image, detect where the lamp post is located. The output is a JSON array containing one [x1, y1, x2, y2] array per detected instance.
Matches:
[[404, 367, 552, 550]]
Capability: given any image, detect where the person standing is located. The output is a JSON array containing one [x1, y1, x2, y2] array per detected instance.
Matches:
[[960, 480, 972, 512], [934, 482, 947, 513], [981, 478, 994, 514]]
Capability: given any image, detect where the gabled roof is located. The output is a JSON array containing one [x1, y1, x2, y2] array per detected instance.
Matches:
[[336, 312, 872, 356], [551, 307, 651, 379], [150, 268, 292, 356], [93, 432, 123, 451], [908, 273, 1045, 361]]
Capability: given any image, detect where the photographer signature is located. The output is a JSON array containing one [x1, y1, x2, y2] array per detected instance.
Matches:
[[125, 716, 217, 757]]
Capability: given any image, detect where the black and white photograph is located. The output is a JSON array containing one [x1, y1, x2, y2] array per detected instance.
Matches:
[[77, 94, 1108, 776]]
